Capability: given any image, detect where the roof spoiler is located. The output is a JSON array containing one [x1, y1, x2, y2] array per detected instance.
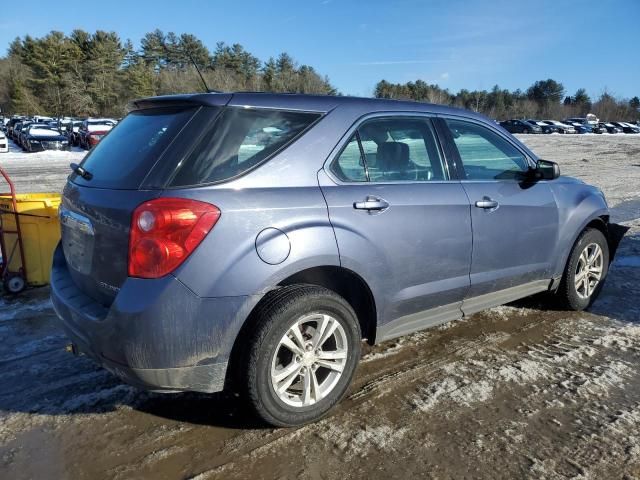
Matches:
[[128, 93, 233, 111]]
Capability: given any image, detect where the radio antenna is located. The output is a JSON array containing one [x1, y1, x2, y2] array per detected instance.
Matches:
[[185, 50, 211, 93]]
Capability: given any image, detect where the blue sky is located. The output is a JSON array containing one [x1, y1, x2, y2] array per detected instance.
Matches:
[[6, 0, 640, 99]]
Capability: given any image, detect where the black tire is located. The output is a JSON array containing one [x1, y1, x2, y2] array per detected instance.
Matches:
[[243, 284, 361, 427], [557, 228, 609, 311]]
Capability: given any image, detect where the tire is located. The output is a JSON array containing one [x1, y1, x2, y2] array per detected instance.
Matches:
[[557, 228, 609, 311], [243, 284, 361, 427]]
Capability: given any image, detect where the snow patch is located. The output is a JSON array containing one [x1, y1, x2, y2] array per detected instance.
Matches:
[[319, 423, 408, 457]]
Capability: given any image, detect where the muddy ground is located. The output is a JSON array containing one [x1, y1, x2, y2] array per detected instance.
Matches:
[[1, 134, 639, 479]]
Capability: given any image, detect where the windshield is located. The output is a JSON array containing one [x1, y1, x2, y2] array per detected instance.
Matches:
[[74, 107, 197, 189]]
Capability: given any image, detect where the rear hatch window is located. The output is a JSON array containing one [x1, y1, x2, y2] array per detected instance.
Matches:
[[169, 108, 321, 187], [72, 106, 198, 190]]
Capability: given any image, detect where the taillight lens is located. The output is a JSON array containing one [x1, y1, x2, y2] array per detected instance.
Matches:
[[128, 198, 221, 278]]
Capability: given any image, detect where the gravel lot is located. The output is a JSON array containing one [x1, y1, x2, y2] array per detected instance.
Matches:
[[0, 134, 639, 479]]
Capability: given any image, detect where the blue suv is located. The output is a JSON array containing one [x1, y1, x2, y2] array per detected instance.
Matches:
[[52, 93, 610, 426]]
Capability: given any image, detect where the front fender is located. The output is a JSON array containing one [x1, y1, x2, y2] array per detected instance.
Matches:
[[550, 181, 609, 278]]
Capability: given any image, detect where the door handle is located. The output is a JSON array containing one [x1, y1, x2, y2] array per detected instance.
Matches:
[[475, 197, 499, 209], [353, 196, 389, 211]]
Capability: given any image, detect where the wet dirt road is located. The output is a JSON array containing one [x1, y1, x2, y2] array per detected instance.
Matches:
[[1, 135, 640, 479]]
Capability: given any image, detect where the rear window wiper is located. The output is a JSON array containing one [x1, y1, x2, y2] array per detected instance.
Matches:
[[70, 163, 93, 180]]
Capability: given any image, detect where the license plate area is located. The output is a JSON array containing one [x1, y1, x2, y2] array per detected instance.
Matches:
[[60, 208, 95, 275]]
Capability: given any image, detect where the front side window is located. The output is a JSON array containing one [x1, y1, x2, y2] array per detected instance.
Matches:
[[445, 119, 529, 180], [171, 108, 321, 186], [330, 117, 445, 183]]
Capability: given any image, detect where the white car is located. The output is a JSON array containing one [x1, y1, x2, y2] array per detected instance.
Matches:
[[0, 131, 8, 153], [542, 120, 577, 134]]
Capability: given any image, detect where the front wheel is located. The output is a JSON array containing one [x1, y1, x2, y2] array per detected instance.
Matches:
[[558, 228, 609, 310], [244, 285, 361, 427]]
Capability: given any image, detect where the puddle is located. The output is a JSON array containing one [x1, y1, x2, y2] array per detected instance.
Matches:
[[610, 198, 640, 223], [614, 256, 640, 268]]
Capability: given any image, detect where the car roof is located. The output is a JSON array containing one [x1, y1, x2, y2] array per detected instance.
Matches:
[[130, 91, 490, 122]]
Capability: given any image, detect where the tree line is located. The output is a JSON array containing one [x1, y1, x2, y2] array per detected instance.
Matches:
[[0, 29, 336, 117], [374, 79, 640, 121], [0, 29, 638, 122]]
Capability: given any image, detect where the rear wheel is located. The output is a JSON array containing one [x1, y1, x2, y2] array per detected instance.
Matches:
[[244, 285, 361, 427], [557, 228, 609, 310]]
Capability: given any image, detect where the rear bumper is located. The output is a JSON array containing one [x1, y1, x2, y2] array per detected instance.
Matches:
[[50, 243, 260, 393], [63, 329, 229, 392]]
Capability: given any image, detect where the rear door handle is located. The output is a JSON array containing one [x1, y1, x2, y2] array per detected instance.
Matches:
[[475, 197, 499, 209], [353, 196, 389, 211]]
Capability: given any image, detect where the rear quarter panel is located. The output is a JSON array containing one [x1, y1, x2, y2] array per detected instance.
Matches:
[[170, 185, 340, 298]]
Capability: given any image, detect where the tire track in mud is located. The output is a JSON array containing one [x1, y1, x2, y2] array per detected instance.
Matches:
[[177, 315, 579, 478], [184, 316, 640, 479]]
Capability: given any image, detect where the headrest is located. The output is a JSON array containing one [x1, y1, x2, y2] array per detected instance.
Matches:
[[376, 142, 410, 171]]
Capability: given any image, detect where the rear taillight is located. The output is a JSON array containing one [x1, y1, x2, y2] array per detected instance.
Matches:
[[128, 198, 221, 278]]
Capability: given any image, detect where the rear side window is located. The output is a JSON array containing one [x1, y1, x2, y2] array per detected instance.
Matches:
[[74, 107, 197, 189], [331, 135, 367, 182], [170, 108, 321, 186], [330, 117, 446, 183]]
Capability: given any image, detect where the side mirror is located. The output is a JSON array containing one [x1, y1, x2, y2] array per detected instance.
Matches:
[[535, 159, 560, 180]]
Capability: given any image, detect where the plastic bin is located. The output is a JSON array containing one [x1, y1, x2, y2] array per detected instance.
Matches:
[[0, 193, 61, 287]]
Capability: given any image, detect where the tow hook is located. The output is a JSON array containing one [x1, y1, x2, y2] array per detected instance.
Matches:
[[65, 343, 81, 356]]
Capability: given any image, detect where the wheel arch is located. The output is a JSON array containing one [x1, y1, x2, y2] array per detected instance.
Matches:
[[224, 265, 378, 390], [553, 213, 611, 286]]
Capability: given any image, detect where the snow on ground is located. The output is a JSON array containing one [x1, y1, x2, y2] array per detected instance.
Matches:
[[0, 139, 85, 193], [515, 133, 640, 218], [0, 134, 639, 479]]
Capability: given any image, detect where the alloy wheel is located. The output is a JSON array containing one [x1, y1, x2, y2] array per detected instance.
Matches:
[[270, 313, 348, 407], [574, 242, 603, 299]]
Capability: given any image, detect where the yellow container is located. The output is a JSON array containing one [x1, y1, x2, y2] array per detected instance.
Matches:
[[0, 193, 61, 287]]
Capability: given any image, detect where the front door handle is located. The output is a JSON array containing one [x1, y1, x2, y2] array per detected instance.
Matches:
[[475, 197, 499, 209], [353, 196, 389, 211]]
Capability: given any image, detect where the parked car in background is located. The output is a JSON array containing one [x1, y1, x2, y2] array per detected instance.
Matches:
[[564, 118, 606, 134], [23, 125, 70, 152], [0, 130, 8, 153], [525, 119, 559, 134], [598, 122, 623, 134], [65, 120, 84, 146], [7, 117, 26, 140], [32, 115, 53, 124], [569, 123, 594, 134], [610, 122, 640, 134], [541, 120, 576, 134], [78, 118, 117, 149], [499, 119, 541, 134], [52, 92, 611, 427], [47, 121, 63, 134], [13, 121, 32, 146], [19, 123, 48, 150]]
